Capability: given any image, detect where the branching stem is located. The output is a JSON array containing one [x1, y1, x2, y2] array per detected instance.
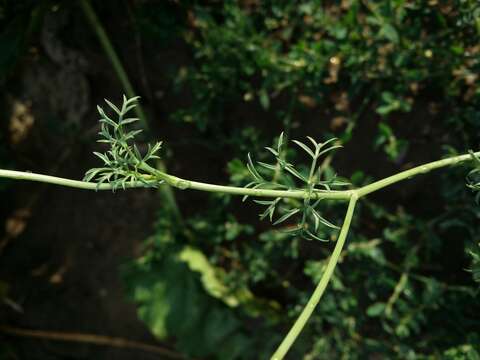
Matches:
[[270, 193, 358, 360], [1, 151, 478, 360], [2, 151, 477, 199], [78, 2, 183, 221], [356, 152, 475, 197]]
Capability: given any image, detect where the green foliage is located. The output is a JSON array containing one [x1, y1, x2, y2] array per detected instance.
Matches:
[[123, 249, 252, 359], [124, 1, 480, 358], [83, 96, 162, 190], [374, 122, 409, 161], [2, 1, 479, 358], [122, 210, 279, 359], [245, 133, 348, 240], [173, 1, 480, 158]]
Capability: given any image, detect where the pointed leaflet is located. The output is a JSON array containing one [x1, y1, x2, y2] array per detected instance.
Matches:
[[304, 230, 329, 242], [93, 151, 111, 165], [317, 145, 343, 158], [257, 161, 277, 171], [133, 144, 142, 162], [120, 117, 140, 126], [273, 208, 300, 225], [253, 200, 276, 206], [83, 167, 109, 182], [317, 137, 338, 151], [247, 153, 263, 181], [258, 198, 280, 222], [104, 98, 122, 116], [292, 140, 315, 158], [124, 104, 138, 114], [277, 132, 284, 152], [306, 136, 318, 150], [311, 208, 339, 229], [97, 106, 118, 128], [284, 164, 308, 183], [120, 95, 140, 114], [264, 146, 279, 157]]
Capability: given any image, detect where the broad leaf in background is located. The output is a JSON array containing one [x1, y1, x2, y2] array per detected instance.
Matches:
[[122, 246, 254, 359]]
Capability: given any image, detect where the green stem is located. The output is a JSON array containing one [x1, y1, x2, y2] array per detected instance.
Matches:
[[1, 149, 478, 359], [79, 0, 182, 221], [0, 168, 349, 200], [79, 0, 149, 130], [1, 151, 477, 199], [144, 163, 352, 201], [270, 194, 358, 360], [356, 152, 475, 198], [0, 169, 151, 191]]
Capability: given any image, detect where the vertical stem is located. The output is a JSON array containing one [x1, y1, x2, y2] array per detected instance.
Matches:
[[79, 0, 182, 222], [270, 193, 358, 360], [78, 0, 149, 131]]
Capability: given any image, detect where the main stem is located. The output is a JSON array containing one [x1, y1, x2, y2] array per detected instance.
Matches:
[[0, 151, 478, 358], [270, 194, 358, 360], [1, 151, 476, 199]]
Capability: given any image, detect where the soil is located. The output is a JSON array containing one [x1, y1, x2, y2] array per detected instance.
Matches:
[[0, 4, 184, 358]]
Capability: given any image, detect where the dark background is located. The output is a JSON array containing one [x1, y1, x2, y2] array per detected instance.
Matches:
[[0, 1, 479, 359]]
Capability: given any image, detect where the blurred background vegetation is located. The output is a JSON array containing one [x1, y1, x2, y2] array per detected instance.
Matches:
[[0, 0, 479, 359]]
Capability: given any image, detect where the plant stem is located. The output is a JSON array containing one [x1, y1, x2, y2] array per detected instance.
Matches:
[[79, 0, 182, 221], [0, 169, 151, 191], [0, 168, 348, 199], [1, 151, 477, 198], [270, 194, 358, 360], [79, 0, 149, 130], [139, 162, 352, 200], [356, 152, 475, 197], [1, 151, 477, 358]]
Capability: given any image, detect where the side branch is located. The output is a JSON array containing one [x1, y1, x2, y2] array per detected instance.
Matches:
[[0, 169, 123, 191], [357, 151, 479, 198], [270, 193, 358, 360]]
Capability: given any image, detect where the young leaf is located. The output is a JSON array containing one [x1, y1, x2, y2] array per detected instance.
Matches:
[[273, 208, 300, 226], [253, 199, 275, 206], [277, 132, 285, 152], [247, 153, 263, 181], [317, 145, 343, 158], [284, 164, 308, 183], [304, 230, 329, 242], [134, 144, 142, 161], [265, 146, 279, 157], [93, 151, 111, 165], [83, 167, 108, 182], [257, 161, 277, 171], [292, 140, 315, 158], [306, 136, 318, 150], [311, 208, 339, 229], [104, 98, 122, 115], [120, 117, 140, 125]]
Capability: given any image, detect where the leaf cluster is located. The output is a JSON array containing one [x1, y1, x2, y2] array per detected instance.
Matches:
[[83, 96, 163, 191], [245, 133, 348, 241]]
